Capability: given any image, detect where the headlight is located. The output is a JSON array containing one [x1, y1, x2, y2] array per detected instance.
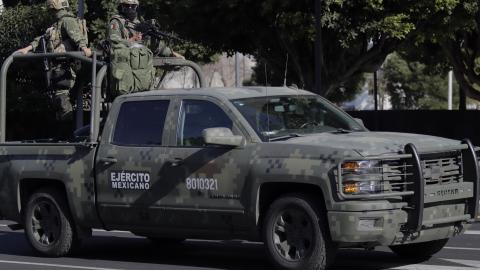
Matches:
[[341, 160, 384, 195]]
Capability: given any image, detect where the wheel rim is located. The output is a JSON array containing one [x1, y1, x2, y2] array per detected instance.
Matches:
[[30, 199, 61, 246], [272, 206, 314, 262]]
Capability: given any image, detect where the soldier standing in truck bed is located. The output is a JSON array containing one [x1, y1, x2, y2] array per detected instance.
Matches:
[[17, 0, 92, 121]]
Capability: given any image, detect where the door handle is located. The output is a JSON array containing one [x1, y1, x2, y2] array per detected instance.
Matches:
[[99, 157, 118, 164], [167, 158, 184, 167]]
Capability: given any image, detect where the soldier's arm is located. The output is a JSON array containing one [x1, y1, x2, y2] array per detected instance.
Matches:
[[62, 17, 88, 49], [29, 36, 42, 52], [109, 20, 133, 48]]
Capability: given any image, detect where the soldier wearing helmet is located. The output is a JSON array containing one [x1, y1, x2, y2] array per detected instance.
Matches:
[[109, 0, 145, 48], [109, 0, 185, 56], [108, 0, 183, 96], [17, 0, 92, 121]]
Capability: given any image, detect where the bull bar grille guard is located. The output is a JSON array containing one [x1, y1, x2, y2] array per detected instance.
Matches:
[[336, 141, 479, 232]]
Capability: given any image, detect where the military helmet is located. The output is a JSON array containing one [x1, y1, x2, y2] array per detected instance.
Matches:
[[47, 0, 69, 10], [118, 0, 139, 5]]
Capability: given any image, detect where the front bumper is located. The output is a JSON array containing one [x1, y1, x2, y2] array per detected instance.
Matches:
[[328, 204, 473, 245]]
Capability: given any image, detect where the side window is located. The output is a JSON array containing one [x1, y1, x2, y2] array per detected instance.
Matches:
[[113, 100, 170, 146], [178, 100, 233, 147]]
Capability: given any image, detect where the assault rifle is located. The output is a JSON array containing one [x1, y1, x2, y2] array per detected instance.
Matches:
[[39, 35, 52, 90], [133, 19, 184, 43]]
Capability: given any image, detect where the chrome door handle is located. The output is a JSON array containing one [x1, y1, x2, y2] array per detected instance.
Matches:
[[167, 158, 184, 167]]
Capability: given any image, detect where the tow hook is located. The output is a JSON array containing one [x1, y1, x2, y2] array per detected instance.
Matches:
[[453, 223, 464, 236]]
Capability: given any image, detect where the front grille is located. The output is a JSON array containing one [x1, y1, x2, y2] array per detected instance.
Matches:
[[421, 151, 463, 185]]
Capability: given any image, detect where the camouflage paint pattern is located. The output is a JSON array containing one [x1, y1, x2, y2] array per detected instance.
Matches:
[[0, 144, 100, 230], [0, 87, 478, 246]]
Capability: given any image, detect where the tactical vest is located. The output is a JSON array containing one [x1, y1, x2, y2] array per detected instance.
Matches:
[[47, 14, 88, 53]]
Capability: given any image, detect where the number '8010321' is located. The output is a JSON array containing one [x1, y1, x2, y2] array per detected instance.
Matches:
[[185, 178, 218, 191]]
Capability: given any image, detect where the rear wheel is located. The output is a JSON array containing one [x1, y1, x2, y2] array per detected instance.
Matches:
[[24, 188, 78, 257], [263, 194, 335, 270], [390, 239, 449, 260]]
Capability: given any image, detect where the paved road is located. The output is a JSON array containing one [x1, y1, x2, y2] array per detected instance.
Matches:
[[0, 221, 479, 270]]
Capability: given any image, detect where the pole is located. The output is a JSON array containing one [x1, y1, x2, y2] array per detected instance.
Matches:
[[0, 0, 4, 15], [448, 71, 453, 110], [460, 88, 467, 111], [373, 71, 378, 111], [235, 52, 240, 87], [77, 0, 85, 19], [76, 0, 85, 130], [314, 0, 323, 94]]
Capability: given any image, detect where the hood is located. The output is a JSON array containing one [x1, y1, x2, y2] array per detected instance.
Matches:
[[275, 131, 461, 157]]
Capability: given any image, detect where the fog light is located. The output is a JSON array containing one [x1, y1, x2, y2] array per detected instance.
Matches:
[[357, 218, 382, 231]]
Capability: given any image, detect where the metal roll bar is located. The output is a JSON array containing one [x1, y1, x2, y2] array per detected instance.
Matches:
[[0, 52, 104, 143], [1, 52, 206, 144]]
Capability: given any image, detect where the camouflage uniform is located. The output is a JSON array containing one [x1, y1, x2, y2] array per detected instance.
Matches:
[[30, 9, 88, 120], [108, 5, 174, 96], [109, 14, 173, 56]]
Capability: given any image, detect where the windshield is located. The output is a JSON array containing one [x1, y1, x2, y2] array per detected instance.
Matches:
[[232, 95, 366, 141]]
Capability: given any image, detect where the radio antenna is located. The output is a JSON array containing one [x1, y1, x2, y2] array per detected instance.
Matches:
[[283, 53, 289, 87]]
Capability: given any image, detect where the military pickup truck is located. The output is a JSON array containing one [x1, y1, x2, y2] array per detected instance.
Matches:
[[0, 53, 479, 270]]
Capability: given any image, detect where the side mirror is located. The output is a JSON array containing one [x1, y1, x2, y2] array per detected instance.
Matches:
[[202, 128, 244, 147], [354, 118, 365, 127]]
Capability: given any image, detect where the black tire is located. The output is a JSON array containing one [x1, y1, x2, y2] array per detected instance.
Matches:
[[24, 188, 78, 257], [390, 239, 449, 260], [263, 194, 335, 270]]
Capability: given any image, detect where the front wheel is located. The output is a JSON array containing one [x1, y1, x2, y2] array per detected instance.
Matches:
[[389, 239, 449, 260], [263, 194, 335, 270], [24, 188, 78, 257]]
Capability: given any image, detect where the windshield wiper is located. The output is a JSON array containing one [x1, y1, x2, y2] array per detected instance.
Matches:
[[268, 133, 303, 142]]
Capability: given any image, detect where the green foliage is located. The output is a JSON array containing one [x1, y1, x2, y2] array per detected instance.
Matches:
[[384, 53, 459, 110], [400, 0, 480, 102], [84, 0, 116, 42], [134, 0, 468, 100], [1, 0, 480, 106], [0, 3, 52, 57]]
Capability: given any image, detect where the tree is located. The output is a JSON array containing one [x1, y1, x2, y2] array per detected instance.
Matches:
[[383, 53, 459, 110], [136, 0, 469, 98], [399, 1, 480, 103], [2, 0, 478, 103]]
